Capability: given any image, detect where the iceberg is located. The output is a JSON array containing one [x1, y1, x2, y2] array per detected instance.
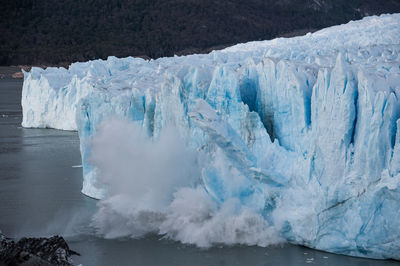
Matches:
[[22, 14, 400, 259]]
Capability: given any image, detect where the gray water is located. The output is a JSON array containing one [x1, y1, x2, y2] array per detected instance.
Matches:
[[0, 79, 399, 266]]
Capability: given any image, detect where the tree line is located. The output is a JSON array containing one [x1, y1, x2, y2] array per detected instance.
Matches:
[[1, 0, 399, 65]]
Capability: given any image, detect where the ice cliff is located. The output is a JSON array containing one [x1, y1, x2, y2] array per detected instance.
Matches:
[[22, 14, 400, 260]]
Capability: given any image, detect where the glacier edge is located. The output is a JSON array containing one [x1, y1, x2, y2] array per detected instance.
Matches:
[[21, 14, 400, 260]]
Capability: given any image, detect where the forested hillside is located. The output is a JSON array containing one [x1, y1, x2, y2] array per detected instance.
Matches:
[[1, 0, 400, 65]]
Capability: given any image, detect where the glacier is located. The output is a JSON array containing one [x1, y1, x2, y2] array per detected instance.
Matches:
[[21, 14, 400, 260]]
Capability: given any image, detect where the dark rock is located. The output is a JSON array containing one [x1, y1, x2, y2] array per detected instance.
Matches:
[[11, 72, 24, 79], [0, 232, 79, 266]]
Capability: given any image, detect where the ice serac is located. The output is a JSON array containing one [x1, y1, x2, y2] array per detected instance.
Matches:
[[22, 14, 400, 259]]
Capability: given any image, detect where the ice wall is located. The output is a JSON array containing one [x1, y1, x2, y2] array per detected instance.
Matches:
[[22, 14, 400, 259]]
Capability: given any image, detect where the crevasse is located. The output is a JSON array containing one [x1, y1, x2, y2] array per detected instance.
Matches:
[[22, 14, 400, 259]]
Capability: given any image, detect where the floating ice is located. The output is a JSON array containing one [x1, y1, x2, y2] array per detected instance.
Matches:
[[22, 14, 400, 259]]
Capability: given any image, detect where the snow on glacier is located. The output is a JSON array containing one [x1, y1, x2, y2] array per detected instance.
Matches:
[[21, 14, 400, 259]]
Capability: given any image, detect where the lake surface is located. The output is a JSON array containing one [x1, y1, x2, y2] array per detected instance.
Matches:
[[0, 78, 398, 266]]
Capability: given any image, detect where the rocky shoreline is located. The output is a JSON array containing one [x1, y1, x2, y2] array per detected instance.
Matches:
[[0, 66, 30, 79], [0, 231, 79, 266], [0, 65, 65, 79]]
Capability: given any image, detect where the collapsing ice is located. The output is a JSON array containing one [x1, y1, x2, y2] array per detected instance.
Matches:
[[21, 14, 400, 259]]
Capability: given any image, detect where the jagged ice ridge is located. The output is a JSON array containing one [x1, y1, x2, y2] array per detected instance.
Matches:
[[21, 14, 400, 260]]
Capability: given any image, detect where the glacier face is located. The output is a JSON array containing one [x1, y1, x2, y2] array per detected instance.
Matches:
[[22, 14, 400, 259]]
